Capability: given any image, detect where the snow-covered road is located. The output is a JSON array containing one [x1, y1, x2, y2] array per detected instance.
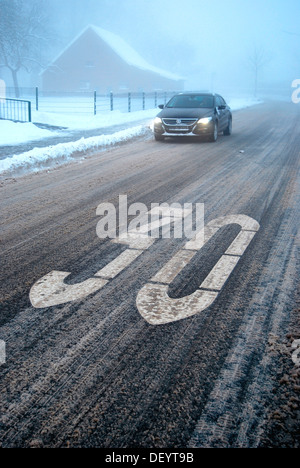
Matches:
[[0, 100, 299, 448]]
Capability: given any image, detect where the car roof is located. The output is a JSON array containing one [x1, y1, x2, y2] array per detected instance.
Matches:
[[177, 92, 215, 96]]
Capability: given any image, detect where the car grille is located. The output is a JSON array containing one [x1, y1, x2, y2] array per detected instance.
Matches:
[[162, 118, 198, 126], [162, 118, 198, 133]]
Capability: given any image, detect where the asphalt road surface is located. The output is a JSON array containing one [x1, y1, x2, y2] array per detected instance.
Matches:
[[0, 100, 299, 448]]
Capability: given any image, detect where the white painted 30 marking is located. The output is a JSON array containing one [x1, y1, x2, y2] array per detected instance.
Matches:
[[30, 206, 187, 309], [30, 213, 260, 325], [0, 340, 6, 366], [137, 215, 259, 324], [292, 339, 300, 366]]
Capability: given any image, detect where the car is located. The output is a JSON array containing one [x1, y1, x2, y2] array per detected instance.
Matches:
[[153, 92, 232, 142]]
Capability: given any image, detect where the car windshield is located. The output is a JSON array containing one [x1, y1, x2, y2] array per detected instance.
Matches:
[[166, 95, 214, 109]]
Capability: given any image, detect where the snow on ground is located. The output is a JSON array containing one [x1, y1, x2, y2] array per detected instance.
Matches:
[[0, 97, 262, 176], [32, 108, 158, 131], [227, 97, 263, 110], [0, 120, 61, 146], [0, 125, 147, 175], [39, 97, 263, 129]]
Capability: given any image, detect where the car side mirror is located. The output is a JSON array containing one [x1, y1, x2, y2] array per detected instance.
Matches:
[[219, 105, 226, 110], [158, 104, 164, 109]]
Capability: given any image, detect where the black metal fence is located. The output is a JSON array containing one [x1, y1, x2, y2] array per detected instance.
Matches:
[[33, 89, 175, 115], [0, 97, 32, 122], [3, 87, 177, 116]]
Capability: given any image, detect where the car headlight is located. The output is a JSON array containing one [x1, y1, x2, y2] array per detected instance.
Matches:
[[154, 117, 162, 125], [198, 117, 212, 124]]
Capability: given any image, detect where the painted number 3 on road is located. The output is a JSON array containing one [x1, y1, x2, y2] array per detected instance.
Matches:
[[30, 212, 260, 325]]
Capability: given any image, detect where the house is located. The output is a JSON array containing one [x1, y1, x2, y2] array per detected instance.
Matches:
[[41, 25, 185, 93]]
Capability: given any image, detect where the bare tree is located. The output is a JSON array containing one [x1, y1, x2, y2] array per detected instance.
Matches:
[[0, 0, 51, 97], [247, 45, 272, 97]]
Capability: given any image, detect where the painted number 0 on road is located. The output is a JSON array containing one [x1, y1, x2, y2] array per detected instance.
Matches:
[[30, 213, 260, 325]]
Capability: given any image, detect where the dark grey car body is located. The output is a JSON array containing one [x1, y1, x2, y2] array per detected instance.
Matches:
[[153, 92, 232, 142]]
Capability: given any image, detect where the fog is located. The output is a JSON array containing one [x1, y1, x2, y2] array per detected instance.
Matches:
[[2, 0, 300, 97], [48, 0, 299, 97]]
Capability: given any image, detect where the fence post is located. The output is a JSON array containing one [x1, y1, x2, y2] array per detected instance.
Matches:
[[142, 92, 145, 110], [35, 87, 39, 111], [94, 91, 97, 115], [128, 92, 131, 112], [28, 100, 32, 122], [110, 92, 113, 111], [155, 92, 157, 108]]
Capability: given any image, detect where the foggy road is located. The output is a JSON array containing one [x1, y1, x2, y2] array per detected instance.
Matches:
[[0, 100, 299, 448]]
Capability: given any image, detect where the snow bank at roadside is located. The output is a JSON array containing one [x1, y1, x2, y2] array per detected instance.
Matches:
[[0, 120, 60, 146], [0, 125, 146, 176], [32, 108, 158, 131]]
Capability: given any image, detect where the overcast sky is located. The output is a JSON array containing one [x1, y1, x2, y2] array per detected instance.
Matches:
[[46, 0, 300, 95]]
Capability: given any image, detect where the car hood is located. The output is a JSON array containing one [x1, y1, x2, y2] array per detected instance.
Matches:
[[157, 107, 214, 119]]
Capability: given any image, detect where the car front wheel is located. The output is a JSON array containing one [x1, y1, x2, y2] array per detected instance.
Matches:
[[209, 122, 218, 142], [154, 134, 165, 141]]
